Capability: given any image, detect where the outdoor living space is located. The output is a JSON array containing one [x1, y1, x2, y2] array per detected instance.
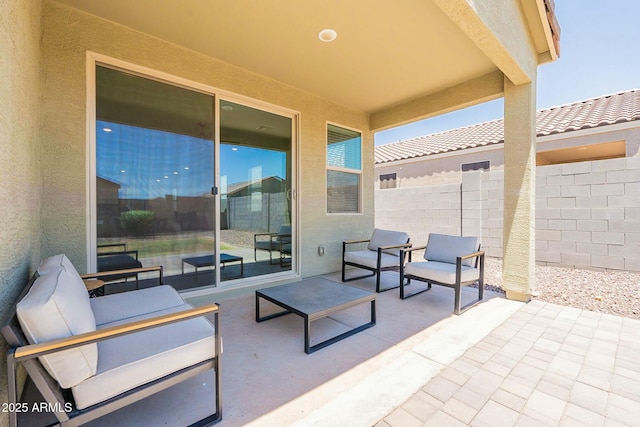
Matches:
[[17, 270, 637, 426], [3, 1, 573, 425]]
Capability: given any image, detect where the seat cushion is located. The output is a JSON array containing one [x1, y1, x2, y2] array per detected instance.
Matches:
[[72, 306, 216, 409], [367, 228, 409, 256], [16, 266, 98, 389], [90, 285, 187, 327], [344, 250, 400, 269], [405, 261, 479, 285], [424, 234, 478, 267]]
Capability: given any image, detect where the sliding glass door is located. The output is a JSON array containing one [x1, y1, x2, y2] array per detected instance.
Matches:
[[219, 100, 293, 278], [94, 65, 294, 291]]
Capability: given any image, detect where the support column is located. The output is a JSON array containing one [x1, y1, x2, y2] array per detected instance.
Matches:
[[502, 77, 536, 302]]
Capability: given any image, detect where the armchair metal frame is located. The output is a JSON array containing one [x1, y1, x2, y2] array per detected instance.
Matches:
[[342, 238, 411, 293], [399, 245, 485, 315]]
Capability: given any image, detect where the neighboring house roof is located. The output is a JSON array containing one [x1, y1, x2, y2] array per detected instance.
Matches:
[[375, 89, 640, 164]]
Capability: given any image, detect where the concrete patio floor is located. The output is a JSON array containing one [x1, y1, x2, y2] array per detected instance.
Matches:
[[77, 269, 639, 426]]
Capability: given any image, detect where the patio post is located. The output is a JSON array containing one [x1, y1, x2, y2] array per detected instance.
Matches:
[[502, 76, 536, 302]]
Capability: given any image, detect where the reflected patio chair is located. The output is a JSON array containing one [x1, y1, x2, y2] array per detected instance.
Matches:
[[254, 225, 291, 265]]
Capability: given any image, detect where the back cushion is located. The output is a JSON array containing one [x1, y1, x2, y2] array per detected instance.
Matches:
[[37, 253, 81, 277], [424, 234, 479, 267], [17, 267, 98, 388], [367, 228, 410, 256]]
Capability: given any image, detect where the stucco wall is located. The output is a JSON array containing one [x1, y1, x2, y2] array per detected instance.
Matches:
[[0, 0, 43, 424], [40, 0, 373, 278]]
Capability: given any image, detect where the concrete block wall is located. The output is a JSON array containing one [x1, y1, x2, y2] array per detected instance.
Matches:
[[375, 183, 462, 247], [376, 157, 640, 271]]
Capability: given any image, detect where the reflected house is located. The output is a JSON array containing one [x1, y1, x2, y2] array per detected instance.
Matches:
[[223, 176, 289, 232]]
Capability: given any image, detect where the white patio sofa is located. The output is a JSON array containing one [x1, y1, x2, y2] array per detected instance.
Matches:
[[2, 254, 221, 426], [399, 233, 485, 314]]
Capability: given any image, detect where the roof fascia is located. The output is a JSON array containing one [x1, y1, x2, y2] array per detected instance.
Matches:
[[375, 143, 503, 168], [537, 120, 640, 143], [432, 0, 537, 85]]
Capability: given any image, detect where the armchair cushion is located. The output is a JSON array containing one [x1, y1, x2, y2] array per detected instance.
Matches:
[[73, 306, 215, 409], [90, 285, 186, 327], [424, 234, 478, 267], [344, 250, 402, 269], [16, 266, 98, 389], [404, 261, 479, 285], [36, 253, 81, 276], [367, 228, 410, 256]]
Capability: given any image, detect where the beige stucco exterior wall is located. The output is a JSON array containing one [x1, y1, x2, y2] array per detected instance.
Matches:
[[0, 1, 43, 423], [39, 0, 373, 278]]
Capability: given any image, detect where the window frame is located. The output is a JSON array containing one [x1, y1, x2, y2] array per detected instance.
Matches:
[[325, 122, 363, 215], [379, 172, 397, 189]]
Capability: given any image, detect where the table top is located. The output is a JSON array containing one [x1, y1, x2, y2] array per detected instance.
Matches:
[[256, 277, 375, 319], [182, 253, 242, 266]]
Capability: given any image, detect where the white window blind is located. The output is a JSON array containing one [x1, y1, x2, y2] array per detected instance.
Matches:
[[327, 124, 361, 213]]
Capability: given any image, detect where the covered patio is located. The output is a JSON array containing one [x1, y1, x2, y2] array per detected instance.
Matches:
[[19, 272, 638, 426], [2, 0, 565, 425]]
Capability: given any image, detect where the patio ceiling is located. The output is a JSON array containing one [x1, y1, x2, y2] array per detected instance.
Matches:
[[55, 0, 558, 130]]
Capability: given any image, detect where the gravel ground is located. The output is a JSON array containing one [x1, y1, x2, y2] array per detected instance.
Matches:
[[483, 257, 640, 320]]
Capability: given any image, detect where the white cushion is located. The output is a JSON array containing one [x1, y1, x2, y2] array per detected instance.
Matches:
[[16, 268, 98, 388], [344, 250, 401, 269], [72, 306, 216, 409], [90, 285, 187, 327], [37, 253, 81, 276], [424, 234, 478, 267], [405, 261, 479, 285], [367, 228, 409, 256]]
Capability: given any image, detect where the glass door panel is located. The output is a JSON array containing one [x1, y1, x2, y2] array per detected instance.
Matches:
[[220, 100, 293, 280], [95, 66, 216, 290]]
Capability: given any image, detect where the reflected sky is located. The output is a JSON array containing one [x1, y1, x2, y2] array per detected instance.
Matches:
[[97, 121, 287, 199]]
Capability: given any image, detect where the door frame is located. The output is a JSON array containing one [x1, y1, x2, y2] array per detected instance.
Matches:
[[86, 52, 300, 289]]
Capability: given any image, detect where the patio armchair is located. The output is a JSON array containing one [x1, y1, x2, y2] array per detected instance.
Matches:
[[399, 233, 484, 315], [254, 225, 291, 265], [2, 254, 221, 426], [342, 228, 411, 293]]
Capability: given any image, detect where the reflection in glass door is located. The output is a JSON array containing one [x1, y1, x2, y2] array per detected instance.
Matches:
[[95, 65, 217, 290], [220, 100, 293, 280]]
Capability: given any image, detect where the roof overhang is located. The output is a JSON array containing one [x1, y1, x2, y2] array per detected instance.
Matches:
[[53, 0, 559, 130]]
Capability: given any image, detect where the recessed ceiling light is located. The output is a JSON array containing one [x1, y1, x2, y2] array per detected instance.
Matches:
[[231, 147, 239, 151], [120, 170, 126, 173], [102, 127, 112, 132], [318, 29, 337, 42]]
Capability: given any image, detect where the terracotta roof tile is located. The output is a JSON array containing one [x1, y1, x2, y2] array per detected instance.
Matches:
[[375, 89, 640, 164]]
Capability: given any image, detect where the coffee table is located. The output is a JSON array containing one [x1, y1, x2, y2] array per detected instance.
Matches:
[[181, 253, 244, 279], [255, 278, 376, 354]]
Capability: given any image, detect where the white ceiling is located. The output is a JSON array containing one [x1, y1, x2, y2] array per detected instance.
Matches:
[[55, 0, 498, 113]]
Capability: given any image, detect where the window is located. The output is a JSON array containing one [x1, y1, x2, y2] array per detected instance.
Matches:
[[461, 160, 490, 172], [379, 173, 397, 189], [327, 124, 361, 213]]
